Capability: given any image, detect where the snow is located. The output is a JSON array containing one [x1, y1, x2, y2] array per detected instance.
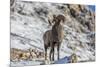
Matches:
[[10, 0, 95, 66]]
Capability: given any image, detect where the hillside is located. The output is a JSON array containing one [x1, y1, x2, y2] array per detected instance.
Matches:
[[10, 0, 95, 66]]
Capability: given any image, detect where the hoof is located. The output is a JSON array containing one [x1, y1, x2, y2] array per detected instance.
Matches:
[[45, 60, 51, 64]]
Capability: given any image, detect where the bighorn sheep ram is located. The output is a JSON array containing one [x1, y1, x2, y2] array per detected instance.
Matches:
[[43, 14, 65, 61]]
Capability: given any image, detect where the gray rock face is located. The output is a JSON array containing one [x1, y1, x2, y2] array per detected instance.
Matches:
[[10, 0, 95, 65]]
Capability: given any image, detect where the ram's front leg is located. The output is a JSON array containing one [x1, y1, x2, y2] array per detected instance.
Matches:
[[57, 42, 61, 60], [52, 46, 55, 61]]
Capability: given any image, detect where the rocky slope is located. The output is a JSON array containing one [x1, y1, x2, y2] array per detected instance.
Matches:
[[10, 0, 95, 66]]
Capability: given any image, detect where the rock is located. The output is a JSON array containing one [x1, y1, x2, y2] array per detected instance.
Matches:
[[70, 53, 78, 63], [10, 1, 95, 65]]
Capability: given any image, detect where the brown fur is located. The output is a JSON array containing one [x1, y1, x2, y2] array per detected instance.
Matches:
[[48, 15, 65, 26], [43, 14, 65, 61]]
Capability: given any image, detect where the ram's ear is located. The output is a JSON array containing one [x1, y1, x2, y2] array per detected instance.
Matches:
[[53, 15, 56, 18], [48, 17, 54, 26], [48, 19, 52, 26], [63, 17, 66, 23]]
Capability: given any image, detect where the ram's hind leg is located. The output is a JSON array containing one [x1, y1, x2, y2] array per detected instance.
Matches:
[[45, 45, 47, 60], [49, 47, 53, 61]]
